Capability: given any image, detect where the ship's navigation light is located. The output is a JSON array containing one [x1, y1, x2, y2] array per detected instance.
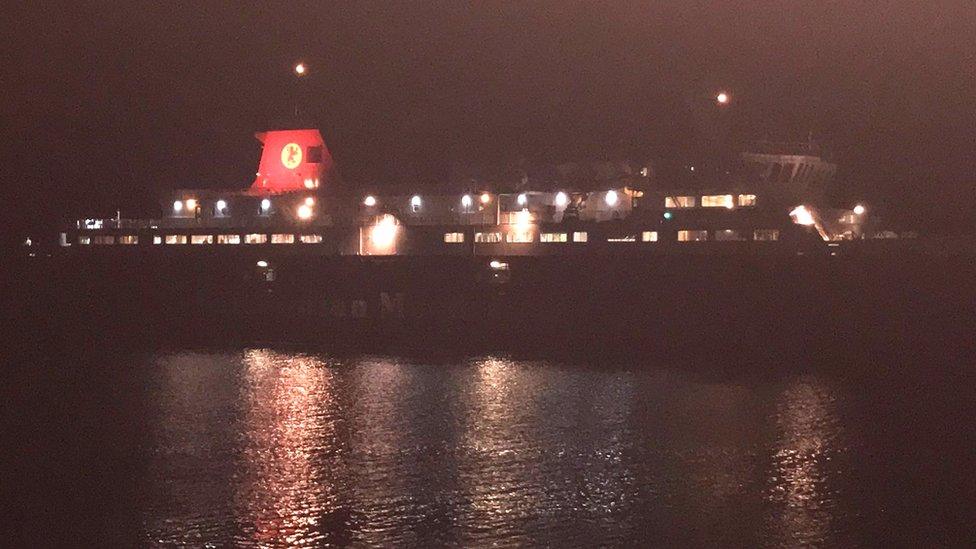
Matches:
[[294, 62, 307, 76], [297, 204, 313, 220], [605, 190, 619, 207], [663, 211, 673, 220], [173, 200, 184, 213], [363, 195, 377, 207], [256, 260, 269, 268], [185, 199, 197, 210], [716, 92, 730, 105], [480, 192, 491, 204], [554, 191, 569, 207], [216, 199, 227, 211], [261, 198, 272, 212], [853, 204, 866, 216], [461, 194, 473, 209], [517, 193, 527, 206], [410, 195, 422, 209], [304, 196, 315, 207]]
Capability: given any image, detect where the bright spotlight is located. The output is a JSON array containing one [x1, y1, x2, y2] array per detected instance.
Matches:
[[260, 198, 271, 212], [364, 195, 377, 207], [554, 192, 568, 207], [716, 92, 730, 105], [216, 199, 227, 211], [461, 194, 473, 208], [256, 260, 269, 268], [411, 195, 422, 208], [173, 200, 183, 212], [517, 193, 527, 206], [371, 216, 397, 247], [305, 196, 315, 207], [480, 192, 491, 204], [605, 190, 619, 207], [790, 205, 816, 226], [185, 198, 197, 210], [853, 204, 866, 215], [297, 204, 313, 219], [294, 62, 307, 76]]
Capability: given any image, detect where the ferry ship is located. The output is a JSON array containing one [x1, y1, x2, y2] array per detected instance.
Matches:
[[57, 128, 862, 261]]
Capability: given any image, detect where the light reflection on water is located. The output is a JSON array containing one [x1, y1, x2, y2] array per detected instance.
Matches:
[[141, 350, 863, 547]]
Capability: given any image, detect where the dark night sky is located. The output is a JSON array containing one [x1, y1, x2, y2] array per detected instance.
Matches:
[[3, 1, 974, 238]]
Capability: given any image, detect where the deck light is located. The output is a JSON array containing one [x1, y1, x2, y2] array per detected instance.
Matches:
[[305, 196, 315, 207], [364, 195, 377, 207], [716, 92, 730, 105], [554, 192, 568, 207], [663, 211, 673, 220], [304, 178, 315, 189], [297, 204, 313, 220], [461, 194, 473, 208], [517, 193, 527, 206], [294, 62, 307, 76], [261, 198, 271, 212], [853, 204, 866, 215], [411, 195, 422, 209], [605, 190, 619, 207], [173, 200, 183, 213], [480, 192, 491, 204], [256, 260, 269, 268], [216, 199, 227, 211], [185, 199, 197, 210]]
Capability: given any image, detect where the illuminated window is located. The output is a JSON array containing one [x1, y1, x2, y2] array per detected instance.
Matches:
[[78, 236, 91, 245], [244, 233, 267, 244], [93, 235, 115, 245], [474, 232, 502, 243], [117, 235, 138, 245], [677, 230, 708, 242], [665, 196, 696, 208], [165, 235, 187, 245], [573, 231, 588, 242], [444, 232, 465, 243], [754, 229, 780, 241], [506, 230, 533, 243], [607, 235, 636, 242], [701, 194, 734, 208], [641, 231, 658, 242], [153, 235, 162, 245], [738, 194, 757, 207], [217, 234, 240, 244], [715, 229, 746, 241], [271, 233, 294, 244], [540, 232, 567, 242], [190, 235, 213, 245], [300, 234, 322, 244]]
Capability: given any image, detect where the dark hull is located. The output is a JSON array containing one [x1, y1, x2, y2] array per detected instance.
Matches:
[[7, 246, 974, 369]]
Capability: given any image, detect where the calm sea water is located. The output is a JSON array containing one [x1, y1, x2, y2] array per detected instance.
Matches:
[[7, 349, 976, 546]]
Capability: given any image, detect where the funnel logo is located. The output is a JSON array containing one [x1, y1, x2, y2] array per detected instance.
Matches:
[[280, 143, 302, 169]]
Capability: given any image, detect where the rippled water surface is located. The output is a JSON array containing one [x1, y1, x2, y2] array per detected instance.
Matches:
[[10, 350, 976, 546]]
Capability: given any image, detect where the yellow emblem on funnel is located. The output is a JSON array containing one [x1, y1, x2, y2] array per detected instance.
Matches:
[[281, 143, 302, 169]]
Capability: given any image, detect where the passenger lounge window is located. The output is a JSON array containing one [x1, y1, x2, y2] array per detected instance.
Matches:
[[271, 234, 295, 244], [93, 235, 115, 245], [573, 231, 588, 242], [738, 194, 757, 207], [117, 235, 138, 245], [300, 234, 322, 244], [665, 196, 696, 208], [217, 234, 240, 244], [165, 235, 187, 245], [245, 234, 267, 244], [701, 195, 734, 208], [754, 229, 780, 241], [444, 232, 465, 243], [540, 232, 567, 242], [506, 230, 533, 243], [474, 232, 502, 243], [677, 230, 708, 242], [191, 235, 213, 245], [642, 231, 658, 242]]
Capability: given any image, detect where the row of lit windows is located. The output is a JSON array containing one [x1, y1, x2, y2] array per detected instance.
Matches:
[[665, 194, 756, 209], [78, 234, 323, 245], [79, 228, 779, 247]]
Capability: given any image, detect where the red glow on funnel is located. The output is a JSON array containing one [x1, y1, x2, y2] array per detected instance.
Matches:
[[250, 129, 333, 194]]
